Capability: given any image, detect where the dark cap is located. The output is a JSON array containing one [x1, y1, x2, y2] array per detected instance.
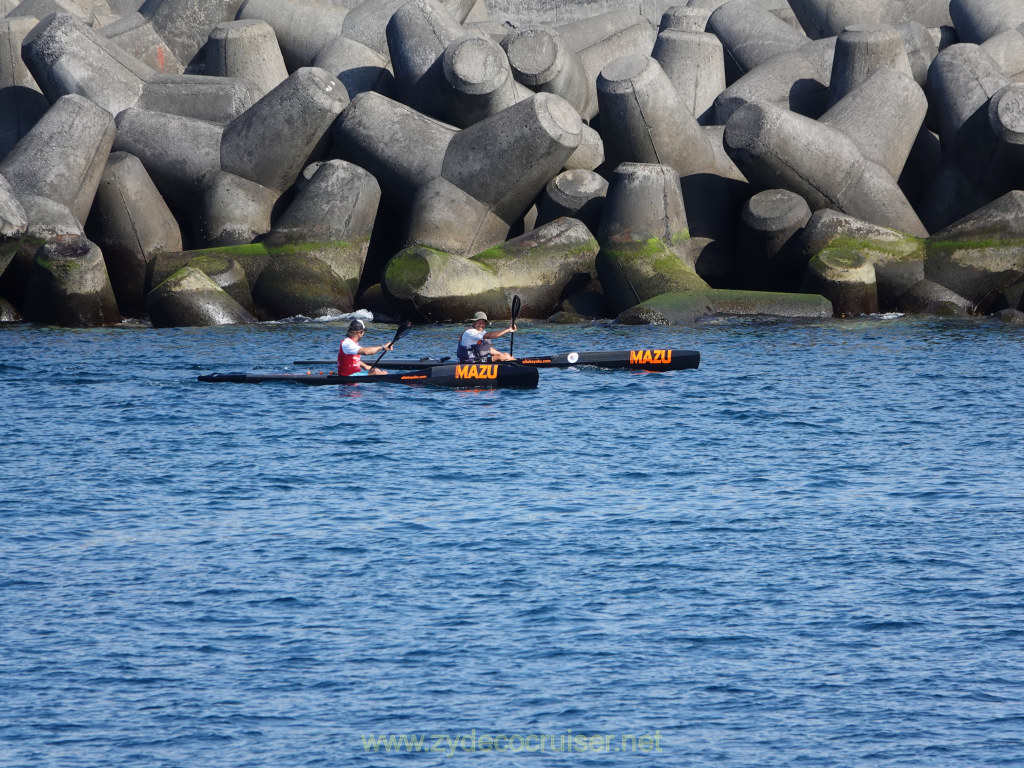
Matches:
[[348, 319, 365, 332]]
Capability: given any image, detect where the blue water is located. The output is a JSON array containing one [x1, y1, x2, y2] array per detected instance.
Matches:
[[2, 317, 1023, 767]]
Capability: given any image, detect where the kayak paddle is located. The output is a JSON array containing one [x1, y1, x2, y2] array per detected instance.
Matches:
[[370, 320, 412, 371], [509, 294, 521, 358]]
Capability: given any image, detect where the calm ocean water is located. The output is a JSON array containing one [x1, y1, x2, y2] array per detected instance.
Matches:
[[2, 316, 1023, 767]]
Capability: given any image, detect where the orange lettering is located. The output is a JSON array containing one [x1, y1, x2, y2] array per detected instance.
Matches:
[[629, 350, 642, 364], [455, 364, 499, 379]]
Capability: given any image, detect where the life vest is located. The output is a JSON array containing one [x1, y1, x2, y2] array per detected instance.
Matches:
[[338, 339, 361, 375], [457, 329, 492, 362]]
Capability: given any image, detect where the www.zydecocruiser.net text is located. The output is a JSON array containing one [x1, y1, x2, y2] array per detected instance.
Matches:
[[361, 730, 664, 757]]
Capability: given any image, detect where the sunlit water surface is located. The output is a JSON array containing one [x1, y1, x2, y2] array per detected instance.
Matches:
[[2, 317, 1023, 767]]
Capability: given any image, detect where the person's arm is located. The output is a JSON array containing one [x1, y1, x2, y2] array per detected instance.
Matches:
[[484, 323, 516, 339], [357, 342, 393, 355]]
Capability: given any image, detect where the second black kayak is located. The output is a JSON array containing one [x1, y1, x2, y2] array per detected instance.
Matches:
[[198, 363, 539, 389], [293, 348, 700, 372]]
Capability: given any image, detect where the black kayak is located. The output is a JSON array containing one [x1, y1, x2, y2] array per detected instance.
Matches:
[[198, 363, 539, 389], [293, 348, 700, 372]]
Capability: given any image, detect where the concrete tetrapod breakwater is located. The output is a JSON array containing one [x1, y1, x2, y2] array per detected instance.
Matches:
[[4, 0, 1024, 328]]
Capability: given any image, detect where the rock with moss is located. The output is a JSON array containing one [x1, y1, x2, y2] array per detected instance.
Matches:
[[252, 253, 354, 319], [147, 264, 255, 327], [384, 217, 599, 321], [801, 247, 879, 316], [617, 289, 833, 324], [596, 162, 705, 314], [3, 196, 85, 311], [799, 209, 926, 310], [185, 254, 253, 312], [147, 243, 272, 297], [23, 235, 122, 326], [925, 191, 1024, 310]]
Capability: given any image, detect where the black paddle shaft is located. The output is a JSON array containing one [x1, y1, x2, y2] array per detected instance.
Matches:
[[509, 295, 521, 358], [370, 320, 412, 370]]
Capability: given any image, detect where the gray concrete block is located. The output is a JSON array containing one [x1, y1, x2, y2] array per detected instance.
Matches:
[[138, 0, 245, 71], [949, 0, 1024, 45], [113, 107, 223, 213], [0, 17, 43, 90], [737, 188, 810, 290], [821, 67, 927, 182], [788, 0, 951, 41], [652, 28, 724, 124], [536, 168, 608, 231], [221, 67, 348, 193], [147, 264, 256, 325], [829, 24, 915, 105], [895, 277, 971, 314], [404, 176, 515, 257], [23, 234, 122, 325], [0, 94, 115, 226], [981, 29, 1024, 82], [0, 18, 49, 160], [556, 10, 657, 115], [139, 73, 259, 123], [925, 190, 1024, 306], [800, 247, 878, 316], [267, 160, 381, 246], [312, 34, 394, 100], [0, 172, 28, 276], [895, 20, 938, 86], [8, 0, 95, 26], [22, 12, 153, 116], [724, 100, 928, 237], [442, 92, 582, 225], [264, 160, 381, 296], [708, 0, 808, 83], [99, 11, 184, 74], [713, 49, 829, 124], [236, 0, 349, 72], [927, 44, 1011, 151], [387, 0, 479, 114], [84, 150, 182, 316], [502, 26, 594, 119], [597, 54, 716, 175], [659, 6, 710, 34], [197, 170, 277, 247], [597, 162, 688, 246], [564, 123, 605, 171], [342, 0, 477, 59], [439, 35, 522, 128], [334, 91, 457, 209], [206, 19, 288, 99]]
